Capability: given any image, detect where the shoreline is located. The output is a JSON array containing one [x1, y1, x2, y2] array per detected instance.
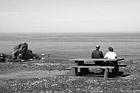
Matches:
[[3, 51, 140, 61]]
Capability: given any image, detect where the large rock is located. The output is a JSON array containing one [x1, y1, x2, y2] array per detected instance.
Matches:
[[12, 42, 39, 60]]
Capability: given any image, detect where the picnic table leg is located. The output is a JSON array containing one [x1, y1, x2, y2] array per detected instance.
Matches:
[[110, 68, 115, 77], [114, 66, 119, 75], [104, 68, 109, 79], [75, 61, 89, 75], [72, 67, 78, 76], [109, 61, 119, 76], [113, 61, 119, 76], [110, 66, 119, 77]]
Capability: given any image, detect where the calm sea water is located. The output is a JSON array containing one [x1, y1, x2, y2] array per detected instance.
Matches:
[[0, 33, 140, 59]]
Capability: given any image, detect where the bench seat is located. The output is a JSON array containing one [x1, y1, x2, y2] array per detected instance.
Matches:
[[72, 66, 115, 69]]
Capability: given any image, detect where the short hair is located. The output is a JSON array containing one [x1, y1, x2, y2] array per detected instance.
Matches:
[[96, 45, 100, 48], [108, 47, 113, 51]]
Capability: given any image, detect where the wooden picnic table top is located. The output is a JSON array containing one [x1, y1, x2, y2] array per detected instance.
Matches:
[[71, 58, 124, 62]]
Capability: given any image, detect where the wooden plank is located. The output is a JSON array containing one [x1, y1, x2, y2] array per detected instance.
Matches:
[[71, 58, 124, 61], [118, 64, 127, 67], [72, 66, 115, 69], [71, 58, 124, 62]]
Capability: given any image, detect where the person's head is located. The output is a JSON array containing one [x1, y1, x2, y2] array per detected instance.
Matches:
[[108, 47, 113, 52], [96, 45, 100, 50]]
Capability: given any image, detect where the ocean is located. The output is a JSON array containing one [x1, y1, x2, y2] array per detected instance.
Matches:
[[0, 32, 140, 60]]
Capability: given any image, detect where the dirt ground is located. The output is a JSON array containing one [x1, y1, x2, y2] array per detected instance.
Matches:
[[0, 57, 72, 79], [0, 70, 69, 79]]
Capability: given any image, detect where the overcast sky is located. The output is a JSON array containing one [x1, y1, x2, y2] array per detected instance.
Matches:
[[0, 0, 140, 33]]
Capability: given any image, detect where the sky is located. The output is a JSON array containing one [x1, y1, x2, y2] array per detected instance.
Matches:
[[0, 0, 140, 33]]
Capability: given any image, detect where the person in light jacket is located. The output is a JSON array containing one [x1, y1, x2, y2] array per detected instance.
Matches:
[[104, 47, 117, 59]]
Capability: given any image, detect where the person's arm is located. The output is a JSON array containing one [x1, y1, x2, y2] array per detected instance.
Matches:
[[115, 52, 117, 59], [104, 53, 108, 59], [101, 52, 104, 58]]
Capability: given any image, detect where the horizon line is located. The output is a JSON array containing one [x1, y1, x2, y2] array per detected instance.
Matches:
[[0, 31, 140, 34]]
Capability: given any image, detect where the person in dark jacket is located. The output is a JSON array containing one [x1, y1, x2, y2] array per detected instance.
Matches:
[[91, 45, 104, 65], [91, 45, 104, 58], [0, 53, 6, 62]]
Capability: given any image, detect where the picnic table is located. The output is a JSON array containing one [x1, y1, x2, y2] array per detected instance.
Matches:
[[71, 58, 125, 79]]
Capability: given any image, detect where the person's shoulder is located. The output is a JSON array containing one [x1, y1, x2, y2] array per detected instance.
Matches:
[[92, 50, 97, 52], [105, 51, 110, 55], [99, 50, 103, 52], [98, 50, 103, 54], [113, 52, 117, 55]]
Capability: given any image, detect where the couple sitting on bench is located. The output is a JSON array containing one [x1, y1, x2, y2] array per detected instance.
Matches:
[[91, 45, 117, 66]]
